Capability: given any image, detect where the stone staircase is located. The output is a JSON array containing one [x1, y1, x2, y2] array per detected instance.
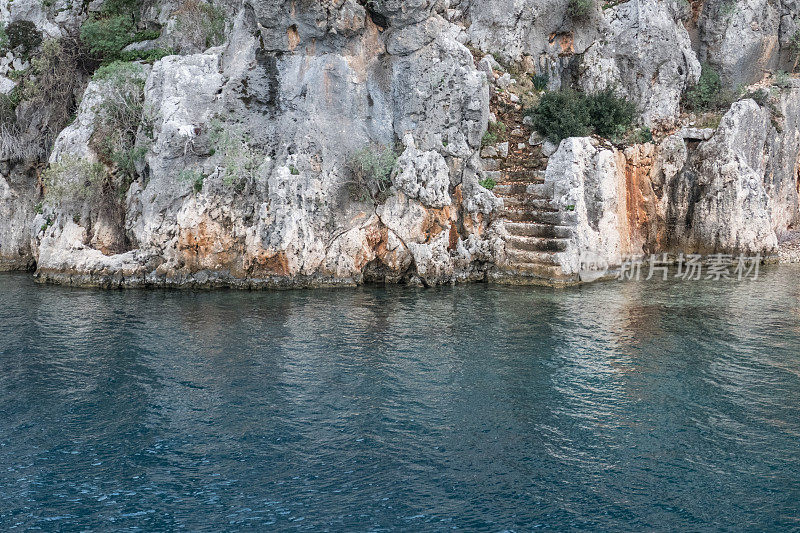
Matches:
[[490, 169, 580, 285], [469, 57, 581, 285]]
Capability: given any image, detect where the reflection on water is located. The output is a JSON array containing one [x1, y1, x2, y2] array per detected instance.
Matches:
[[1, 268, 800, 530]]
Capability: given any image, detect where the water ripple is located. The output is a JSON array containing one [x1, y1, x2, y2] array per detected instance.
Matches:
[[1, 268, 800, 531]]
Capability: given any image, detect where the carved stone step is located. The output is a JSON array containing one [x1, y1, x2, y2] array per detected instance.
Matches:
[[497, 262, 572, 280], [505, 235, 569, 253], [500, 197, 560, 210], [493, 182, 554, 199], [502, 169, 546, 183], [501, 209, 577, 225], [506, 249, 562, 265], [504, 222, 573, 239]]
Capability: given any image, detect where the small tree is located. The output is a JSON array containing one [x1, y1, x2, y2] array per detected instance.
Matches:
[[5, 20, 42, 57]]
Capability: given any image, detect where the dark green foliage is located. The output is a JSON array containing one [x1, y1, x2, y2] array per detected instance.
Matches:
[[683, 63, 730, 111], [119, 47, 173, 63], [531, 73, 549, 92], [481, 121, 507, 147], [527, 88, 638, 143], [586, 88, 636, 138], [791, 30, 800, 72], [481, 131, 497, 147], [78, 0, 161, 62], [628, 127, 653, 144], [743, 88, 769, 106], [89, 62, 147, 188], [80, 15, 136, 61], [180, 170, 205, 193], [479, 177, 497, 190], [528, 90, 591, 143], [5, 20, 42, 56], [133, 29, 161, 41], [0, 24, 9, 53], [567, 0, 593, 20]]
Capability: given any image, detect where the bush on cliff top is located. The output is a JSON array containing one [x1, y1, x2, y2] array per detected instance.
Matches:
[[682, 63, 733, 112], [527, 88, 636, 143], [80, 15, 136, 61]]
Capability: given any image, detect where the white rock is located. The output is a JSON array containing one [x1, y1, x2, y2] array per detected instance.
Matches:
[[497, 142, 509, 158], [542, 140, 559, 157], [496, 73, 514, 90]]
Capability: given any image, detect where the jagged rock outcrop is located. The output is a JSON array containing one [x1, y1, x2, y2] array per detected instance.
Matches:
[[697, 0, 799, 87], [1, 0, 800, 287]]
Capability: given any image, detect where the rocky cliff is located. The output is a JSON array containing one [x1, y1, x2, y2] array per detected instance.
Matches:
[[1, 0, 798, 287]]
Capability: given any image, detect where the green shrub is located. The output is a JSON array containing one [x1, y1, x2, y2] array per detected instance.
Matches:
[[527, 90, 591, 143], [586, 88, 636, 139], [80, 15, 136, 61], [0, 23, 9, 53], [5, 20, 42, 56], [774, 70, 793, 89], [628, 127, 653, 144], [119, 47, 173, 63], [531, 72, 549, 92], [346, 144, 398, 203], [92, 59, 144, 81], [683, 63, 730, 111], [481, 121, 507, 147], [89, 61, 147, 186], [42, 155, 107, 205], [479, 177, 497, 190], [527, 88, 638, 143], [133, 29, 161, 41], [791, 30, 800, 72], [101, 0, 141, 17], [567, 0, 593, 19]]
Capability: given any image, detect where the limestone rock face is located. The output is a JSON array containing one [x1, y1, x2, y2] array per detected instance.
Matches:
[[26, 3, 497, 287], [543, 138, 643, 279], [578, 0, 701, 128], [666, 98, 799, 254], [2, 0, 800, 287], [0, 167, 37, 270], [456, 0, 699, 127], [697, 0, 797, 87]]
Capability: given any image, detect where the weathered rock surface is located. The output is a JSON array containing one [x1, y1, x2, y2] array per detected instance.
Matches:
[[1, 0, 800, 288]]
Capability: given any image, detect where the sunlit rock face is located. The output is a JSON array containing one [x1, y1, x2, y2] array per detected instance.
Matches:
[[1, 0, 799, 286], [21, 0, 496, 287]]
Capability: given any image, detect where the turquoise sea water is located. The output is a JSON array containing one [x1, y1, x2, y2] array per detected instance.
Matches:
[[1, 269, 799, 531]]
